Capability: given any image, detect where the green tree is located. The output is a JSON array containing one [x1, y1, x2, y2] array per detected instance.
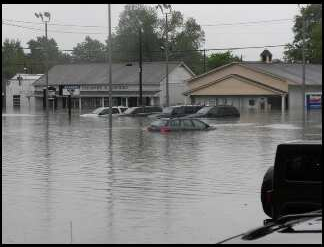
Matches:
[[26, 36, 66, 73], [113, 4, 162, 62], [167, 16, 205, 74], [2, 39, 26, 79], [284, 4, 322, 64], [310, 22, 322, 61], [206, 51, 241, 70], [111, 4, 206, 74], [72, 36, 107, 62]]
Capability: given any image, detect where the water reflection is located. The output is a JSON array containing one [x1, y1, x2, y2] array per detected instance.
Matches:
[[2, 109, 322, 243]]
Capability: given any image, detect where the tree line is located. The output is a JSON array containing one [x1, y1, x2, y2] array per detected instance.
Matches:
[[2, 4, 322, 81]]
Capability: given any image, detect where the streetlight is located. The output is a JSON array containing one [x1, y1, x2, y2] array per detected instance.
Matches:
[[35, 11, 51, 114]]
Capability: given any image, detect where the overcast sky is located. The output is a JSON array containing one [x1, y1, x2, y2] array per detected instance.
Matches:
[[2, 4, 300, 61]]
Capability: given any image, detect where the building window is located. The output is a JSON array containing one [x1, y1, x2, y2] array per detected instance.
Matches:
[[13, 95, 20, 106], [249, 99, 255, 106]]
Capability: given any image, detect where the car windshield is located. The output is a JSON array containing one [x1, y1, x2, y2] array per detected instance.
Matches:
[[150, 120, 168, 127], [124, 107, 139, 114], [120, 108, 127, 113], [162, 107, 174, 114], [197, 106, 213, 114], [92, 107, 105, 114]]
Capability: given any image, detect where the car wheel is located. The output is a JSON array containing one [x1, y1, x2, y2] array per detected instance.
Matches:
[[261, 166, 274, 218]]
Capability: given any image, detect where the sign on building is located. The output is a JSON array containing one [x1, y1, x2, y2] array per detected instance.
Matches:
[[63, 85, 80, 96], [306, 93, 322, 109]]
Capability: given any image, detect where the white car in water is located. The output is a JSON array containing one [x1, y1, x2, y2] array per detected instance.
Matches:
[[80, 106, 128, 117]]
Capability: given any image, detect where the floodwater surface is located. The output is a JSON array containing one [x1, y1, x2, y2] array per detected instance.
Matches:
[[2, 108, 322, 244]]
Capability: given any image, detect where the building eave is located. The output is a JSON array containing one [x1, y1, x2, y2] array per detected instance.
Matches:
[[183, 73, 287, 96]]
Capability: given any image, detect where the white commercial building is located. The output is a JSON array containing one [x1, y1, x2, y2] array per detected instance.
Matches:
[[5, 74, 43, 110], [32, 62, 195, 110]]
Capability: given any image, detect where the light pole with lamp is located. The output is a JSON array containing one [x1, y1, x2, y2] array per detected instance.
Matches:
[[35, 11, 51, 114]]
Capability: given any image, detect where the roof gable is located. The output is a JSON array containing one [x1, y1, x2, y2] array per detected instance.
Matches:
[[184, 74, 285, 96], [188, 62, 287, 83], [10, 74, 43, 81], [188, 62, 322, 86], [187, 63, 289, 93]]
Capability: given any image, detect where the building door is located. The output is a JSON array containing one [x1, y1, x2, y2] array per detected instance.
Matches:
[[268, 96, 281, 110], [260, 98, 265, 110]]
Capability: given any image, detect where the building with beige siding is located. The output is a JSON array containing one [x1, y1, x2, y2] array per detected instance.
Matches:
[[183, 54, 322, 111]]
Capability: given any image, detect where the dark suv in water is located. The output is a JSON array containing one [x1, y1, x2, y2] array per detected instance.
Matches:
[[187, 105, 240, 118], [150, 105, 203, 119], [218, 140, 322, 244]]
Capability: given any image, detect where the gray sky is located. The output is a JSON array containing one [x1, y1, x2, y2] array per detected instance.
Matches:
[[2, 4, 300, 61]]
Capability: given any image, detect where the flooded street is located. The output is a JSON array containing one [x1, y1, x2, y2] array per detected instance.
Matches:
[[2, 109, 322, 244]]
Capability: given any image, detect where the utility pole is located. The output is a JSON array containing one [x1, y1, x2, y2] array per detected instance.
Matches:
[[203, 49, 206, 72], [139, 27, 143, 106], [299, 5, 306, 135], [156, 4, 171, 107], [45, 21, 49, 115], [108, 4, 113, 129], [35, 12, 50, 115], [165, 13, 170, 107]]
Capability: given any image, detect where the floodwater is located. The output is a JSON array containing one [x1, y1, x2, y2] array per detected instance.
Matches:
[[2, 108, 322, 244]]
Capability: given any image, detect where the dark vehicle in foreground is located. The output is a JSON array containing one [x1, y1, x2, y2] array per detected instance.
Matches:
[[187, 105, 240, 118], [218, 210, 322, 244], [120, 106, 162, 117], [218, 140, 322, 244], [147, 118, 215, 132], [150, 105, 203, 119]]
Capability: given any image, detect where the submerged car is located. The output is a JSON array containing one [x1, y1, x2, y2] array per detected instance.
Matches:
[[80, 106, 128, 117], [147, 118, 215, 132], [218, 140, 322, 244], [150, 105, 203, 119], [120, 106, 162, 117], [187, 105, 240, 118]]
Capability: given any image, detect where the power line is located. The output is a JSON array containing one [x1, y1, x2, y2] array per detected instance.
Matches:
[[3, 17, 293, 31], [2, 22, 107, 35], [201, 18, 293, 27], [5, 44, 287, 55], [3, 18, 108, 29], [174, 44, 287, 52], [3, 21, 290, 36]]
